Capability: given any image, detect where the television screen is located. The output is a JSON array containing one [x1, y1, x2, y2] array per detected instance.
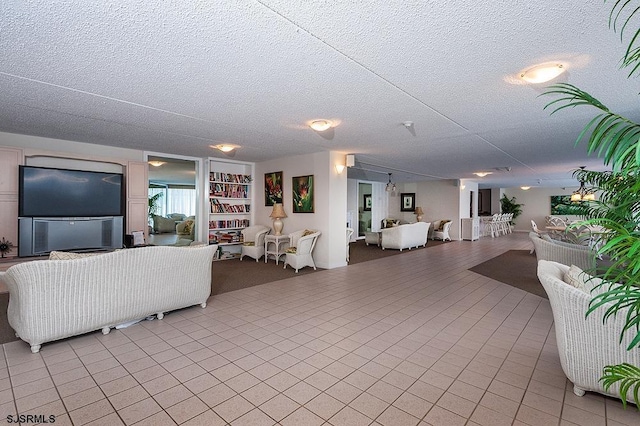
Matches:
[[19, 166, 124, 217]]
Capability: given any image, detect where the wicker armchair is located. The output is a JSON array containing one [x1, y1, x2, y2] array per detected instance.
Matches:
[[240, 225, 270, 262], [283, 230, 321, 273], [537, 260, 640, 402], [529, 232, 596, 271]]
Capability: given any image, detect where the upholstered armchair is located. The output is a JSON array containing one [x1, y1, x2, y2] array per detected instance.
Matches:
[[432, 220, 452, 241], [176, 217, 196, 240], [240, 225, 270, 262], [283, 230, 321, 273], [152, 215, 178, 233]]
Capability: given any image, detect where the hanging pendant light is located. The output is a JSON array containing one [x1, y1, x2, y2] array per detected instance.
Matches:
[[571, 167, 595, 202], [385, 173, 396, 193]]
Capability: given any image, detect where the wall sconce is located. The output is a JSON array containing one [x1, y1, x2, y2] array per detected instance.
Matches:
[[335, 164, 345, 174], [346, 154, 355, 167]]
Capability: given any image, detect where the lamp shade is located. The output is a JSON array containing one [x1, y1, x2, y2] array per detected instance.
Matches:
[[414, 207, 424, 216], [269, 203, 287, 219]]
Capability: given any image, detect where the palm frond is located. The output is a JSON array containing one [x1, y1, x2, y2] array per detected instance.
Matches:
[[601, 363, 640, 408], [608, 0, 640, 76]]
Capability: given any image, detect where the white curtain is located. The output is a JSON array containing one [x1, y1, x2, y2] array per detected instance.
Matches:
[[148, 187, 196, 217]]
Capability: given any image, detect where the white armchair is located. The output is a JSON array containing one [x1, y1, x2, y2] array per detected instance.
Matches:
[[537, 260, 640, 402], [283, 230, 321, 273], [433, 221, 452, 241], [529, 232, 596, 271], [240, 225, 270, 262]]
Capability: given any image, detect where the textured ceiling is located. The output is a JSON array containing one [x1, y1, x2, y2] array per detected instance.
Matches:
[[1, 1, 639, 188]]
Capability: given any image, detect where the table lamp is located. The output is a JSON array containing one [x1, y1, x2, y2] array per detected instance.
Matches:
[[414, 206, 424, 222], [269, 203, 288, 236]]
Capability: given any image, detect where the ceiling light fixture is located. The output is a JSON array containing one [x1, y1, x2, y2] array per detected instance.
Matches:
[[212, 144, 239, 153], [520, 186, 531, 190], [473, 172, 492, 177], [148, 161, 166, 167], [571, 166, 595, 202], [385, 173, 397, 193], [520, 63, 565, 84], [309, 120, 332, 132]]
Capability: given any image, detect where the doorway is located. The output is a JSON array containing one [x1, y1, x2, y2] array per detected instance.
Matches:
[[146, 154, 201, 246], [358, 183, 373, 237]]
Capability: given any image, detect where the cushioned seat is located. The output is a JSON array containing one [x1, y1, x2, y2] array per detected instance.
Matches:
[[283, 230, 321, 273], [240, 225, 270, 262]]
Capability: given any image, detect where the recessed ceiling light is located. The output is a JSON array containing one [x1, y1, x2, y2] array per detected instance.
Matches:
[[520, 186, 531, 190], [473, 172, 492, 177], [148, 161, 166, 167], [519, 63, 565, 84], [309, 120, 332, 132], [212, 144, 240, 153]]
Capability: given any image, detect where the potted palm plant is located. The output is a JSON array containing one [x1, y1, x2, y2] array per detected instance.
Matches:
[[542, 0, 640, 406]]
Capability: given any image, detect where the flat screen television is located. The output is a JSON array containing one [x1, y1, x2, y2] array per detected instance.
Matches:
[[19, 165, 124, 217]]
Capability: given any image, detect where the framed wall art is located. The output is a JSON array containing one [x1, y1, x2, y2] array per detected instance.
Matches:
[[363, 194, 372, 211], [264, 171, 283, 206], [292, 175, 314, 213], [400, 193, 416, 212]]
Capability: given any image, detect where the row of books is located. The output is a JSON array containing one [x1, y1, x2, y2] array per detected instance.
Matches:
[[209, 172, 252, 183], [210, 200, 251, 213], [209, 183, 250, 198], [209, 231, 242, 244], [208, 219, 250, 229]]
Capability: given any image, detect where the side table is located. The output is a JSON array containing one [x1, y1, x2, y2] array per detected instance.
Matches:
[[265, 234, 290, 265]]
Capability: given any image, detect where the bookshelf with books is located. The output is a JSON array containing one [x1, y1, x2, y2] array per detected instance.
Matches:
[[208, 159, 254, 260]]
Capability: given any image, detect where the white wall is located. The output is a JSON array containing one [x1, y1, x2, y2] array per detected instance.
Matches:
[[503, 186, 579, 232], [255, 151, 348, 270], [398, 179, 461, 240], [0, 132, 143, 163]]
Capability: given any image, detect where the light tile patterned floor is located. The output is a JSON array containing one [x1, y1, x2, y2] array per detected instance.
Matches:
[[1, 233, 639, 425]]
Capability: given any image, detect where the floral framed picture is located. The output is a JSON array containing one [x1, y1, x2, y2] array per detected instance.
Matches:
[[400, 193, 416, 212], [264, 171, 283, 206], [292, 175, 314, 213]]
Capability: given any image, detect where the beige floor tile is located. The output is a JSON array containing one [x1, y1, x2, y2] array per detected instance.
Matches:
[[69, 399, 115, 425], [329, 405, 374, 426], [423, 405, 467, 426], [212, 394, 254, 423], [118, 397, 162, 425], [62, 386, 106, 411], [166, 395, 209, 423], [230, 408, 276, 426], [376, 405, 421, 426], [153, 384, 193, 409], [108, 385, 150, 410], [182, 409, 227, 426], [392, 392, 432, 419], [259, 393, 300, 422], [197, 382, 237, 408], [304, 392, 345, 420]]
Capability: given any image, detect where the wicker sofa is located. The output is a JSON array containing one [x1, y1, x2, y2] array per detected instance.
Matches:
[[529, 232, 596, 271], [537, 260, 640, 402], [0, 245, 217, 353], [381, 222, 429, 251]]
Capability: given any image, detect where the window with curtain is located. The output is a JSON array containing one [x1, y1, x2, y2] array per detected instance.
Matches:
[[148, 185, 196, 217]]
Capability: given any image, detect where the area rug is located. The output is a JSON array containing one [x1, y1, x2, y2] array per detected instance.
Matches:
[[469, 250, 546, 298], [348, 239, 446, 265], [211, 239, 447, 295]]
